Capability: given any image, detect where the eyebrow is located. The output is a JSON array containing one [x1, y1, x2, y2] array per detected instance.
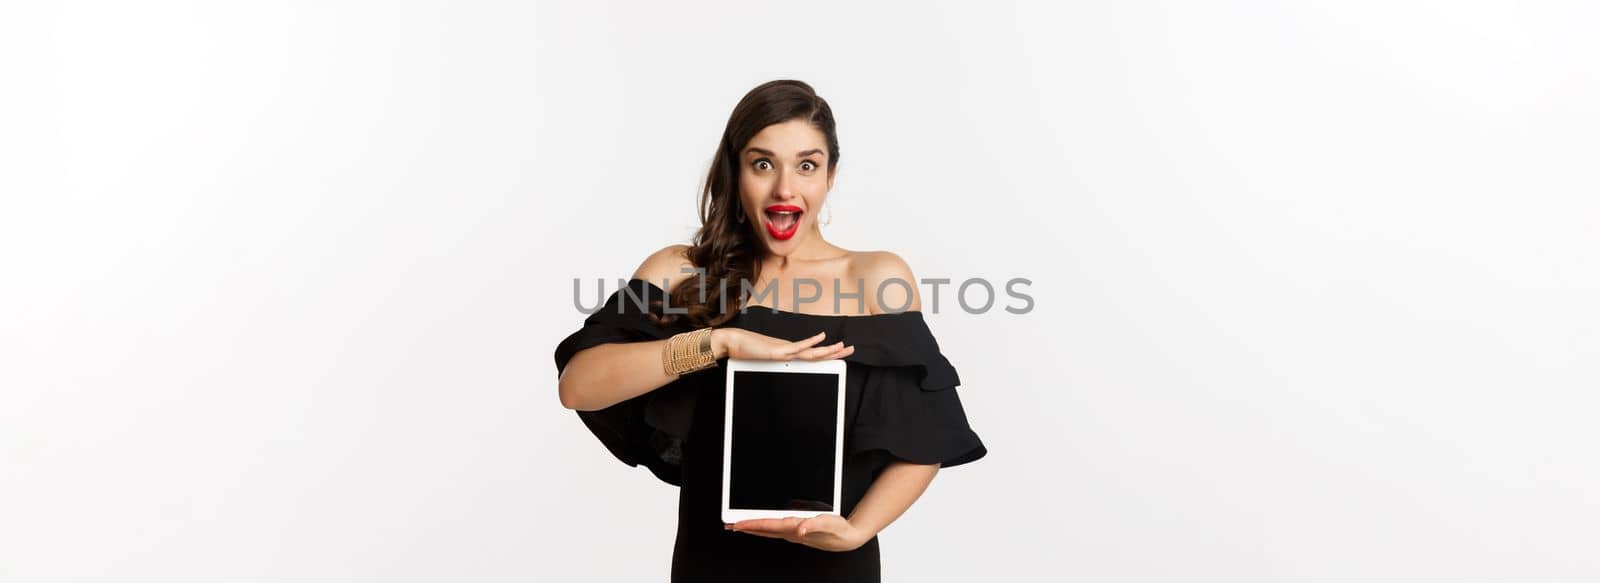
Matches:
[[744, 147, 825, 158]]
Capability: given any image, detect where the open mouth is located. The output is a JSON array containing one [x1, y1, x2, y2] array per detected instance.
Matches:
[[763, 205, 803, 241]]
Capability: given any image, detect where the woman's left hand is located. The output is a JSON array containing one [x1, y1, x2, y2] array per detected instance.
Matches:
[[725, 514, 873, 552]]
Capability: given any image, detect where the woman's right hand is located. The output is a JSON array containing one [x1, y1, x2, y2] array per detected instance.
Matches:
[[712, 328, 854, 362]]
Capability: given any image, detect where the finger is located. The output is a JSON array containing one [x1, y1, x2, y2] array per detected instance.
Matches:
[[786, 332, 829, 351], [734, 517, 802, 533], [731, 519, 774, 531], [818, 345, 854, 360], [799, 347, 844, 362], [777, 337, 833, 360], [793, 341, 843, 359], [800, 343, 852, 361], [805, 342, 846, 358]]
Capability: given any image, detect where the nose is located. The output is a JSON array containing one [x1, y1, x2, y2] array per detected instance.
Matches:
[[771, 168, 797, 201]]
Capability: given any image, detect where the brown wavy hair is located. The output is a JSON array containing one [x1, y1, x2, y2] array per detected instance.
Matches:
[[647, 80, 841, 328]]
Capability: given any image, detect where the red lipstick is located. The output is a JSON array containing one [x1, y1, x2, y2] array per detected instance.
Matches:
[[763, 204, 803, 241]]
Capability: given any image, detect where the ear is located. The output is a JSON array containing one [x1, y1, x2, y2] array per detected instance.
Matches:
[[827, 163, 837, 191]]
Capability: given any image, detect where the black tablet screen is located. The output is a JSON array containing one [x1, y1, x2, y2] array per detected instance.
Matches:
[[728, 370, 839, 512]]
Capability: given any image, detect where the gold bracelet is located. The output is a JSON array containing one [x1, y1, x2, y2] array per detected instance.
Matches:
[[662, 327, 718, 376]]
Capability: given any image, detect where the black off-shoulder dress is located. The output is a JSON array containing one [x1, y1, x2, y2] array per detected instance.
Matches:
[[554, 278, 986, 582]]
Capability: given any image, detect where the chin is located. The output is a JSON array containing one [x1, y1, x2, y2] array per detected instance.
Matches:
[[762, 240, 797, 256]]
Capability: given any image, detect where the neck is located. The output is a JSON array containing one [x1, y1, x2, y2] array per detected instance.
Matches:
[[760, 227, 836, 270]]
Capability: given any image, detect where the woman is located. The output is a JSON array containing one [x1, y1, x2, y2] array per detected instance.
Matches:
[[553, 79, 985, 582]]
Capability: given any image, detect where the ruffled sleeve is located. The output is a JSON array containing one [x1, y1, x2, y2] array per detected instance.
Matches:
[[553, 278, 695, 485], [841, 313, 987, 468]]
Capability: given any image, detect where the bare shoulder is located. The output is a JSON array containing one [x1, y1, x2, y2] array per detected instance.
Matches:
[[631, 244, 697, 292], [851, 250, 922, 314]]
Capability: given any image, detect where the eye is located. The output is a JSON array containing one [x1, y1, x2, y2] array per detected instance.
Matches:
[[800, 160, 817, 172], [753, 159, 772, 171]]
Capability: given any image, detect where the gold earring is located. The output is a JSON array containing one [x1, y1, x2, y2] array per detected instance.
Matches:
[[822, 203, 833, 227]]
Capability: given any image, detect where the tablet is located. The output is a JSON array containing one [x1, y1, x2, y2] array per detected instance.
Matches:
[[721, 358, 847, 523]]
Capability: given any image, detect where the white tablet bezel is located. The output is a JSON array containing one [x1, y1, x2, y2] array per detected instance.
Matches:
[[721, 357, 847, 523]]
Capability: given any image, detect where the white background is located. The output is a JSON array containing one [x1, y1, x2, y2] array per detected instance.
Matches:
[[3, 1, 1597, 581]]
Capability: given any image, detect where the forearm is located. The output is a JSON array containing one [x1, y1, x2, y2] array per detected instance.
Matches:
[[846, 460, 940, 538], [557, 329, 729, 411]]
